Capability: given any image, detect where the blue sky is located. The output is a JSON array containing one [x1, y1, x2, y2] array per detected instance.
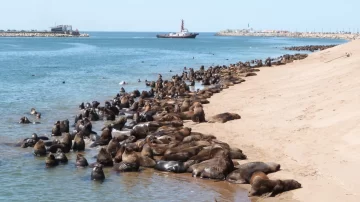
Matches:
[[0, 0, 358, 32]]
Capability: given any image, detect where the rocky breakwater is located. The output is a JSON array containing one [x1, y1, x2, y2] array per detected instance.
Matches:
[[216, 30, 359, 40], [284, 44, 337, 52], [13, 52, 308, 199], [0, 32, 89, 37]]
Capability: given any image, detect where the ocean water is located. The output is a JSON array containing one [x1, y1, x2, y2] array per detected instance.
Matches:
[[0, 32, 346, 202]]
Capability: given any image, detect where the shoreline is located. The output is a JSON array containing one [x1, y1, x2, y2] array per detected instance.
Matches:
[[186, 39, 360, 201], [14, 39, 352, 201], [215, 31, 358, 41]]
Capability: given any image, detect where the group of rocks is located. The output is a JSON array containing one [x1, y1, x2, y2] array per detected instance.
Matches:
[[17, 53, 306, 197], [285, 44, 337, 52]]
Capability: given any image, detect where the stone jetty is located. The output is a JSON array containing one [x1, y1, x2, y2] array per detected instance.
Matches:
[[216, 29, 359, 40], [0, 31, 89, 37]]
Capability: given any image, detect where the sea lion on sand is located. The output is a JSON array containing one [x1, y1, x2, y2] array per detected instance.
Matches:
[[97, 148, 113, 167], [76, 154, 89, 167], [191, 147, 234, 180], [155, 160, 195, 173], [230, 148, 247, 160], [226, 162, 280, 184], [208, 113, 241, 123], [45, 153, 59, 167], [91, 164, 105, 181], [191, 103, 206, 123], [248, 172, 301, 197], [33, 140, 46, 156]]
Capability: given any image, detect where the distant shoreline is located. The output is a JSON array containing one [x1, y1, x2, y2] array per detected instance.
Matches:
[[0, 31, 89, 38], [215, 30, 358, 40]]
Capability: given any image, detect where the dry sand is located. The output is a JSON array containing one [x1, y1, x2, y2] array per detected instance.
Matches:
[[185, 39, 360, 201]]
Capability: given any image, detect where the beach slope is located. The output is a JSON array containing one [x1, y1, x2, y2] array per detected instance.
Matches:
[[186, 40, 360, 201]]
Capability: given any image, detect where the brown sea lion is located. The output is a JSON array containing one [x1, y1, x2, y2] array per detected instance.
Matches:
[[76, 153, 89, 167], [97, 124, 113, 146], [191, 147, 234, 180], [60, 133, 72, 153], [114, 145, 125, 163], [97, 148, 113, 167], [33, 140, 46, 156], [111, 116, 127, 131], [72, 133, 85, 151], [106, 138, 120, 158], [45, 153, 59, 167], [180, 99, 191, 112], [192, 104, 206, 123], [113, 146, 140, 172], [230, 148, 247, 160], [249, 171, 301, 197], [208, 113, 241, 123], [52, 121, 61, 136], [59, 120, 69, 133], [226, 162, 280, 184]]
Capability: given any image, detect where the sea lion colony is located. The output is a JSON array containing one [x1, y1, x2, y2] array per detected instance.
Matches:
[[16, 53, 307, 198]]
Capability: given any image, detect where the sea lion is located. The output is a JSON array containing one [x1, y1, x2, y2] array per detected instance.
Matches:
[[208, 113, 241, 123], [248, 172, 301, 197], [97, 148, 113, 167], [45, 153, 59, 167], [52, 121, 61, 136], [180, 99, 191, 112], [59, 119, 70, 133], [106, 138, 120, 158], [191, 104, 206, 123], [30, 108, 38, 115], [226, 162, 281, 184], [33, 140, 46, 156], [76, 154, 89, 167], [19, 116, 31, 124], [155, 160, 195, 173], [112, 116, 127, 131], [139, 155, 156, 168], [54, 148, 68, 163], [60, 133, 72, 153], [191, 147, 234, 180], [113, 146, 139, 172], [91, 164, 105, 181], [72, 133, 85, 151], [230, 148, 247, 160], [95, 124, 113, 146], [114, 145, 125, 163]]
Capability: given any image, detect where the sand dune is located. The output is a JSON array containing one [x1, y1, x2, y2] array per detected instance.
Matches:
[[185, 40, 360, 201]]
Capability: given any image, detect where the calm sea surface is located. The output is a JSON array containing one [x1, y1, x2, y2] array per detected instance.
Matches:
[[0, 32, 346, 201]]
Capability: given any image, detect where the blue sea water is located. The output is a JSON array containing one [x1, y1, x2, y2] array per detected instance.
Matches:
[[0, 32, 346, 202]]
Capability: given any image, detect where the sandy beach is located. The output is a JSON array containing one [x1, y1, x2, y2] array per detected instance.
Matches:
[[186, 39, 360, 201]]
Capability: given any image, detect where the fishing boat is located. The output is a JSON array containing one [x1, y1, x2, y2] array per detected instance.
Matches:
[[156, 20, 199, 39]]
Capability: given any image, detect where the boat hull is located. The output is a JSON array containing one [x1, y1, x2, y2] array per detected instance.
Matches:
[[156, 33, 199, 38]]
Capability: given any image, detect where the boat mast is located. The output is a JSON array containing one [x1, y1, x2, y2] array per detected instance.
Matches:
[[181, 19, 184, 32]]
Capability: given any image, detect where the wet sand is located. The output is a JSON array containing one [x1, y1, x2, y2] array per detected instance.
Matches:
[[186, 39, 360, 201]]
